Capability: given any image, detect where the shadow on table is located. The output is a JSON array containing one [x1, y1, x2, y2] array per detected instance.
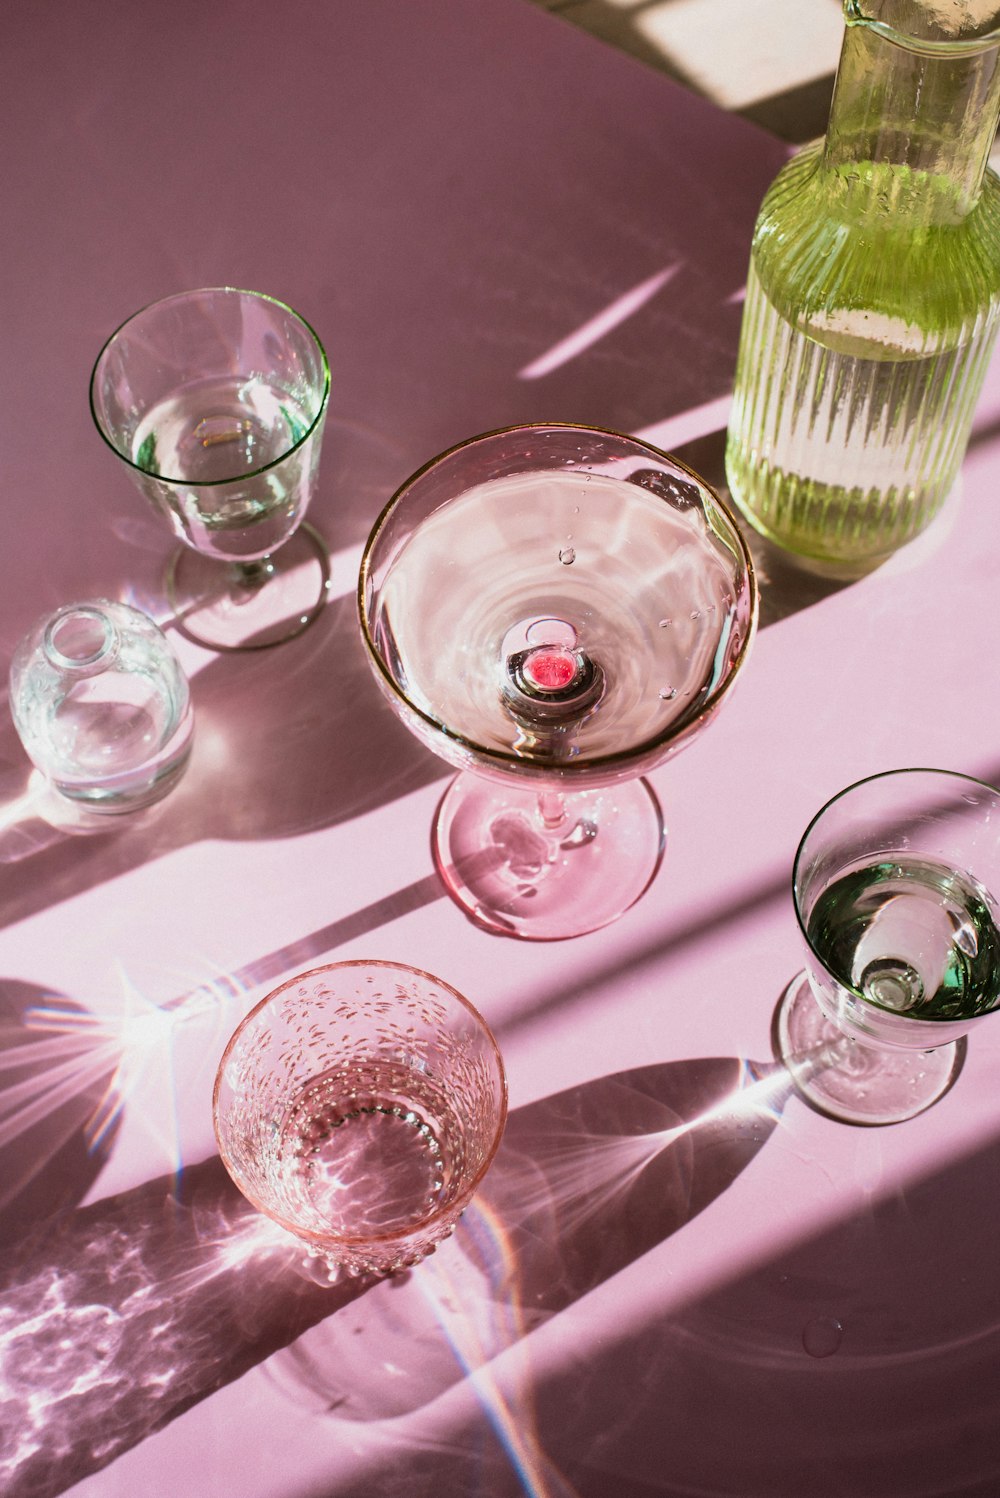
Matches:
[[0, 407, 977, 938], [0, 591, 445, 930], [526, 1129, 1000, 1498], [262, 1056, 789, 1420], [534, 0, 835, 145], [0, 502, 855, 939], [287, 1106, 1000, 1498], [0, 1054, 786, 1498], [11, 1036, 1000, 1498], [0, 1156, 363, 1498]]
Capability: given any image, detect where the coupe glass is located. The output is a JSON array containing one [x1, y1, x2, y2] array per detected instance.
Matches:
[[213, 961, 507, 1279], [775, 768, 1000, 1126], [90, 287, 330, 650], [359, 424, 757, 940]]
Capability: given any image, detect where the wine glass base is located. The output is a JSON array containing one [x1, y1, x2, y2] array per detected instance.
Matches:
[[773, 975, 966, 1127], [432, 773, 665, 940], [165, 522, 331, 650]]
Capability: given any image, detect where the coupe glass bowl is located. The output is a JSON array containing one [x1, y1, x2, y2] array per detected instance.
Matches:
[[359, 423, 757, 939]]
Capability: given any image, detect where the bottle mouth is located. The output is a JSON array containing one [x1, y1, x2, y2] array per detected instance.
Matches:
[[43, 605, 120, 676], [846, 0, 1000, 53]]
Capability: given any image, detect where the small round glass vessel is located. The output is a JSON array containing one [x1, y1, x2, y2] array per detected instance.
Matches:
[[213, 961, 508, 1279], [359, 424, 757, 940], [9, 599, 193, 813], [776, 768, 1000, 1126], [90, 287, 330, 651]]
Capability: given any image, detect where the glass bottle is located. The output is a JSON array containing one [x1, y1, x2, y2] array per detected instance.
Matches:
[[725, 1, 1000, 576], [9, 599, 194, 813]]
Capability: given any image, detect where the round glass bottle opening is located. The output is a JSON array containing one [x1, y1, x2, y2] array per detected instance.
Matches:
[[43, 607, 119, 675]]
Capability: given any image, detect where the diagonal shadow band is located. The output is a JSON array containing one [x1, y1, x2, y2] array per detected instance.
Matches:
[[165, 873, 447, 1010]]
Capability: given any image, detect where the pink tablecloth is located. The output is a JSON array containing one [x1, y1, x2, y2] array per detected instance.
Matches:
[[2, 3, 999, 1496]]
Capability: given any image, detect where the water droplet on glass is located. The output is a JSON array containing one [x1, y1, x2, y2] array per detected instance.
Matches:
[[659, 687, 678, 701], [560, 819, 598, 850], [559, 548, 576, 566], [802, 1318, 843, 1358]]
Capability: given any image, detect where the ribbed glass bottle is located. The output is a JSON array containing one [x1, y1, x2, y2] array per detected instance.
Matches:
[[726, 1, 1000, 576]]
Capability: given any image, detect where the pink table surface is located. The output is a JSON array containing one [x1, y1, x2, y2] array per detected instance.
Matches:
[[3, 2, 1000, 1496]]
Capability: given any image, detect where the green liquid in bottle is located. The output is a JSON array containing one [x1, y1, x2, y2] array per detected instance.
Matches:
[[726, 9, 1000, 576]]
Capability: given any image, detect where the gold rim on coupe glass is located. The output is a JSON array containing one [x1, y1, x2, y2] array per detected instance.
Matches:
[[89, 286, 331, 485], [358, 421, 758, 781], [211, 959, 509, 1253]]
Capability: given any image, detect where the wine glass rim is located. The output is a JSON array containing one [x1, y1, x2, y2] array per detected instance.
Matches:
[[357, 421, 758, 780], [88, 285, 331, 486], [845, 1, 1000, 55], [212, 958, 509, 1252], [792, 765, 1000, 1016]]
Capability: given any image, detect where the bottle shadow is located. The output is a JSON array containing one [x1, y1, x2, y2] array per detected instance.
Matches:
[[0, 1054, 788, 1498]]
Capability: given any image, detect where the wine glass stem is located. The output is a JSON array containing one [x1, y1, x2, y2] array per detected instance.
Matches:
[[537, 790, 568, 830], [233, 556, 276, 590]]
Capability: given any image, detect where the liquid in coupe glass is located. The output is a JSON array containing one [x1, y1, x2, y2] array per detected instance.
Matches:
[[361, 424, 756, 940]]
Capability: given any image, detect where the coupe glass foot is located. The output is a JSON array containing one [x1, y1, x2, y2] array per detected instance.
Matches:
[[432, 773, 665, 940], [773, 975, 966, 1126], [166, 521, 330, 650]]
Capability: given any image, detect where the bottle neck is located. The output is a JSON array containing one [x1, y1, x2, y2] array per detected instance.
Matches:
[[43, 604, 120, 678], [823, 3, 1000, 217]]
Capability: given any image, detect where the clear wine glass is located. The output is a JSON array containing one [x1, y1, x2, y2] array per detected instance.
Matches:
[[775, 768, 1000, 1126], [359, 423, 757, 940], [213, 961, 507, 1280], [90, 287, 330, 651]]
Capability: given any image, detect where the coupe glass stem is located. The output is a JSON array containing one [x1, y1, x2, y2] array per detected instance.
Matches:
[[233, 556, 277, 589], [537, 790, 568, 831]]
